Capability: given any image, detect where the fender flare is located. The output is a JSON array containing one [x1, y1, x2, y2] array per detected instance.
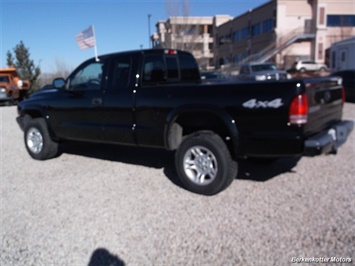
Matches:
[[164, 105, 239, 154], [20, 105, 56, 140]]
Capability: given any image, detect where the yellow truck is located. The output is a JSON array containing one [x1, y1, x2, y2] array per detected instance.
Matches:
[[0, 67, 30, 105]]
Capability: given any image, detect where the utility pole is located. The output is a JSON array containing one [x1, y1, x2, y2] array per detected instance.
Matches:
[[148, 14, 152, 48]]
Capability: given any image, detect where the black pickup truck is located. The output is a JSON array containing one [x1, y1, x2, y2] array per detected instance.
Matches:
[[17, 49, 353, 195]]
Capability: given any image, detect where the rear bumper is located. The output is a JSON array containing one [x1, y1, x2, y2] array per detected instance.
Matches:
[[304, 120, 354, 156]]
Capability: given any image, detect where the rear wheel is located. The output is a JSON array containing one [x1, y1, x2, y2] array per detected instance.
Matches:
[[175, 131, 238, 195], [24, 118, 58, 160]]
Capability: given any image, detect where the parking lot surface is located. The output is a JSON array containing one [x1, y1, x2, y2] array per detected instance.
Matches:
[[1, 104, 354, 265]]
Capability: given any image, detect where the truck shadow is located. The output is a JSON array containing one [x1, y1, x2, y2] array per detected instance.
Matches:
[[58, 142, 300, 188], [88, 248, 125, 266], [236, 157, 300, 182]]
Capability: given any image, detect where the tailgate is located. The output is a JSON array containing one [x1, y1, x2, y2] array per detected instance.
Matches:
[[303, 77, 344, 136]]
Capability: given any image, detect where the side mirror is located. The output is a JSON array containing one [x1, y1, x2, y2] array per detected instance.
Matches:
[[53, 78, 66, 89]]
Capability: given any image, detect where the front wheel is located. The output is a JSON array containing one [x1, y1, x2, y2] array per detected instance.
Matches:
[[24, 118, 58, 160], [175, 131, 238, 195]]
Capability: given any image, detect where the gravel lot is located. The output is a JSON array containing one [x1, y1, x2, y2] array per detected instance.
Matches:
[[1, 104, 354, 265]]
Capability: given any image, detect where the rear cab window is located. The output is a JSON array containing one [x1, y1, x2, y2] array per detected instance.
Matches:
[[179, 53, 200, 81], [142, 51, 200, 86]]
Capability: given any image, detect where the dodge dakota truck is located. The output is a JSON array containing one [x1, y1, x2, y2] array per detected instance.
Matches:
[[16, 49, 353, 195]]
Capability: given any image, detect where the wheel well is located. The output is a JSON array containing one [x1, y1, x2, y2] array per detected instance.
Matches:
[[167, 112, 236, 157], [25, 110, 43, 119], [23, 111, 58, 141], [22, 111, 43, 131]]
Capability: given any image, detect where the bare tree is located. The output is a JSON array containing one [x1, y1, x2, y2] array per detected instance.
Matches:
[[38, 58, 72, 87], [51, 58, 72, 78]]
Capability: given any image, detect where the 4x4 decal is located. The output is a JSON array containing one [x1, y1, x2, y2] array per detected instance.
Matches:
[[242, 98, 284, 109]]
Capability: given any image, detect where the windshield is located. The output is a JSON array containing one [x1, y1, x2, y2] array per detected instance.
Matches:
[[0, 75, 10, 83], [251, 64, 278, 72]]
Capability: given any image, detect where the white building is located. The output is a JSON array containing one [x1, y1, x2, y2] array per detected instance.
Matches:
[[152, 0, 355, 71], [152, 15, 231, 69], [216, 0, 355, 70]]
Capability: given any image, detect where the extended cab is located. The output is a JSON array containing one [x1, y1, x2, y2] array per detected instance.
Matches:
[[16, 49, 353, 195]]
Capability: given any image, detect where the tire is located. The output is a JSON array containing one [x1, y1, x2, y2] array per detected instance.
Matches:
[[300, 68, 306, 73], [24, 118, 58, 160], [175, 131, 238, 195], [319, 67, 326, 72]]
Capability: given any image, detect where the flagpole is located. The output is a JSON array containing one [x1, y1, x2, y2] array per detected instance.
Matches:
[[92, 25, 99, 61]]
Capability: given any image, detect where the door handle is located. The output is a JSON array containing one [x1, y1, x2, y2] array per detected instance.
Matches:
[[91, 98, 103, 105]]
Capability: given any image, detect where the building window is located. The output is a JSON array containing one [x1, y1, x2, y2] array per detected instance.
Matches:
[[318, 43, 324, 60], [219, 58, 224, 66], [263, 18, 273, 33], [233, 55, 239, 64], [234, 30, 240, 41], [327, 15, 355, 27], [319, 7, 325, 25], [175, 24, 202, 35], [207, 25, 213, 34], [251, 23, 261, 36], [240, 53, 247, 61], [240, 27, 249, 39], [219, 36, 224, 45]]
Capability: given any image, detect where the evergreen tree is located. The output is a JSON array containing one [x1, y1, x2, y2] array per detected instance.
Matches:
[[6, 41, 41, 91]]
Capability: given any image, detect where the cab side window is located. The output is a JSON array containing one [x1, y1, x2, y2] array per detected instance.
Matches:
[[143, 55, 166, 84], [69, 61, 104, 90], [111, 56, 131, 90]]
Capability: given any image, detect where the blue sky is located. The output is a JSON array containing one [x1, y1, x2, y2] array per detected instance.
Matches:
[[1, 0, 268, 73]]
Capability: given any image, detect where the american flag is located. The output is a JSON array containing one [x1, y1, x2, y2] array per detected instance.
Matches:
[[76, 25, 96, 50]]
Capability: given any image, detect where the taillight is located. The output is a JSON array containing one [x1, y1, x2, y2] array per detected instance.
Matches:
[[165, 49, 177, 55], [289, 93, 308, 125], [341, 86, 346, 105]]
